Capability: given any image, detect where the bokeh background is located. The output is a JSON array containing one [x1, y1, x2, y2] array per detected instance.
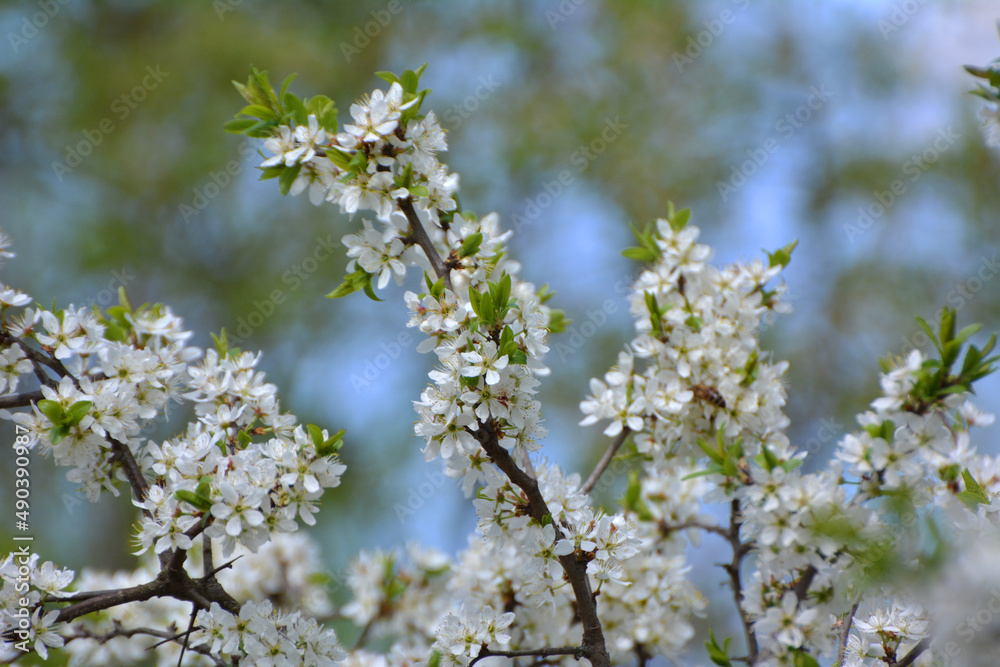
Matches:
[[1, 1, 999, 665]]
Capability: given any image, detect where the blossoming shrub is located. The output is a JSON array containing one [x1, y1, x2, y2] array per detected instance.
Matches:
[[1, 59, 999, 667]]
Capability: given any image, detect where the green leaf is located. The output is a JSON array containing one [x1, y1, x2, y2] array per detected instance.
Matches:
[[479, 291, 495, 324], [175, 489, 212, 512], [793, 651, 820, 667], [327, 281, 357, 299], [49, 424, 71, 446], [237, 104, 277, 120], [396, 162, 414, 189], [363, 278, 383, 302], [939, 307, 956, 345], [283, 92, 309, 126], [325, 148, 353, 171], [224, 118, 259, 134], [915, 316, 942, 356], [954, 322, 982, 347], [407, 185, 429, 198], [766, 239, 798, 268], [347, 150, 369, 174], [401, 69, 419, 95], [64, 401, 92, 427], [278, 163, 303, 195], [245, 119, 278, 138], [547, 309, 568, 334], [248, 67, 279, 112], [622, 247, 658, 262], [36, 399, 64, 425], [682, 467, 721, 480], [671, 206, 691, 230], [195, 476, 213, 501], [623, 470, 642, 511], [235, 430, 252, 450], [232, 79, 254, 105], [459, 233, 483, 258], [307, 424, 325, 450], [497, 274, 511, 312], [754, 445, 779, 472], [278, 73, 297, 103], [468, 287, 482, 318], [958, 469, 990, 509], [375, 71, 401, 86], [705, 629, 731, 666], [318, 428, 346, 457]]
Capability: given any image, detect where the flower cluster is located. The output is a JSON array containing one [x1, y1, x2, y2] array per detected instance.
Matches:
[[239, 70, 708, 664], [579, 215, 794, 468], [578, 202, 1000, 665], [0, 552, 71, 660], [195, 599, 344, 666], [0, 533, 340, 666], [0, 229, 347, 664]]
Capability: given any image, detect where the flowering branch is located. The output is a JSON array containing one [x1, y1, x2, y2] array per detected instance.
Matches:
[[580, 427, 630, 495], [471, 422, 611, 667]]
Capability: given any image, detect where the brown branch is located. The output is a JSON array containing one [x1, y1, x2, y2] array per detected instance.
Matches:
[[53, 579, 165, 623], [61, 624, 226, 666], [398, 197, 453, 292], [790, 565, 818, 602], [0, 389, 43, 409], [658, 519, 729, 540], [835, 600, 860, 667], [471, 420, 611, 667], [723, 498, 758, 662], [202, 532, 214, 580], [108, 437, 151, 505], [52, 557, 241, 626], [580, 428, 630, 495], [469, 645, 586, 666], [890, 638, 930, 667]]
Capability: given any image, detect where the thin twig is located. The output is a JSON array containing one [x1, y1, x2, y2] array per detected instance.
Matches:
[[658, 519, 730, 540], [581, 428, 630, 495], [469, 645, 586, 666], [892, 638, 930, 667], [835, 600, 861, 666]]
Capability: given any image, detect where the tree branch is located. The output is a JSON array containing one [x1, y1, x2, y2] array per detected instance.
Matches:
[[469, 645, 586, 666], [471, 421, 611, 667], [723, 498, 758, 662], [0, 389, 43, 409], [835, 600, 860, 667], [53, 579, 165, 624], [890, 638, 930, 667], [108, 437, 151, 505], [658, 518, 729, 540], [790, 565, 817, 602], [62, 624, 226, 666], [580, 428, 629, 495], [398, 197, 453, 292]]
